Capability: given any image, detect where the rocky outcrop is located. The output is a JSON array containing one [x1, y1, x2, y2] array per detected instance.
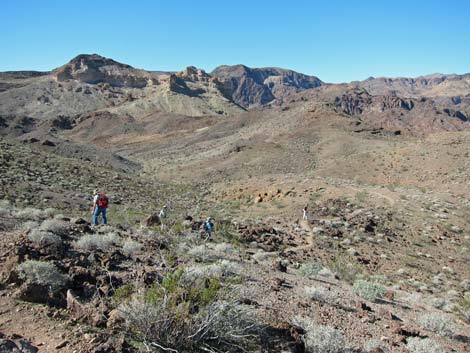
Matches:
[[334, 88, 372, 115], [211, 65, 324, 108], [52, 54, 158, 88]]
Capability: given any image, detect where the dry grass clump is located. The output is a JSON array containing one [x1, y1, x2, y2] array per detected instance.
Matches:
[[17, 260, 67, 290]]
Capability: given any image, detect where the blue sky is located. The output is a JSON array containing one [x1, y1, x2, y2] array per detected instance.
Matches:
[[1, 0, 469, 82]]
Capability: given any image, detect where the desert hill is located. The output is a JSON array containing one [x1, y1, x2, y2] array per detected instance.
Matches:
[[356, 73, 470, 97]]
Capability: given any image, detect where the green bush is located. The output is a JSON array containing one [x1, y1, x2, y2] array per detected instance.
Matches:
[[112, 284, 135, 305], [353, 280, 385, 302], [456, 296, 470, 323], [17, 260, 67, 291], [119, 267, 261, 352], [298, 262, 324, 278]]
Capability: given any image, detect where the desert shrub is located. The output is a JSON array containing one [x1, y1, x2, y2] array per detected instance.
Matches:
[[418, 313, 456, 336], [353, 280, 385, 302], [456, 296, 470, 323], [75, 232, 120, 251], [304, 286, 338, 304], [0, 200, 13, 217], [364, 339, 389, 352], [298, 262, 324, 278], [14, 207, 46, 221], [212, 242, 235, 254], [188, 244, 211, 261], [252, 250, 276, 262], [208, 260, 242, 277], [39, 219, 70, 236], [28, 229, 63, 248], [122, 239, 143, 257], [120, 297, 260, 352], [184, 260, 242, 283], [21, 221, 39, 232], [293, 318, 349, 353], [406, 337, 444, 353], [119, 267, 261, 352], [113, 283, 135, 305], [329, 256, 362, 283], [17, 260, 67, 290]]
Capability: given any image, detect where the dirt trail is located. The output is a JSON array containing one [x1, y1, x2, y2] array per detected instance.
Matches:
[[0, 296, 81, 352]]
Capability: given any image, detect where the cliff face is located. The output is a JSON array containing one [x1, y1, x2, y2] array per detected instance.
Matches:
[[52, 54, 158, 88], [211, 65, 324, 108]]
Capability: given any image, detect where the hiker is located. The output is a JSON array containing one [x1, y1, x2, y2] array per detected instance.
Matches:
[[202, 217, 214, 239], [302, 205, 308, 220], [92, 189, 108, 225], [159, 205, 167, 230]]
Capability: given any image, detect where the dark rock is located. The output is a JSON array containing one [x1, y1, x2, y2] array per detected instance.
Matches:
[[41, 140, 56, 147], [359, 302, 373, 312], [14, 282, 50, 304]]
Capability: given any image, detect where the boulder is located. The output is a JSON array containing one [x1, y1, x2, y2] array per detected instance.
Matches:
[[143, 213, 161, 227], [14, 282, 50, 304], [41, 140, 56, 147], [0, 337, 38, 353]]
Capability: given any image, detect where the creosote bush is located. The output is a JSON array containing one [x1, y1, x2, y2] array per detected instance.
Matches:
[[17, 260, 67, 291], [119, 267, 262, 352], [406, 337, 444, 353], [353, 280, 385, 302]]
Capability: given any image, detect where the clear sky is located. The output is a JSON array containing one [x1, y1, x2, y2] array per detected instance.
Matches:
[[1, 0, 469, 83]]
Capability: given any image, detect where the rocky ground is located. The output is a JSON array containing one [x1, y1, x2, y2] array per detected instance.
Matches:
[[1, 54, 470, 353]]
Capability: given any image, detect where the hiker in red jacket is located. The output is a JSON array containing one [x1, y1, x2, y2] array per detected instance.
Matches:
[[92, 189, 108, 225]]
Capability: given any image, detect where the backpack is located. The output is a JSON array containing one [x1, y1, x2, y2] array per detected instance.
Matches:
[[97, 194, 108, 208], [204, 221, 213, 233]]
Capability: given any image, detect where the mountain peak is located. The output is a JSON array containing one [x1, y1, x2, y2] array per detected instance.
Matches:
[[52, 54, 154, 88], [65, 54, 132, 70]]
